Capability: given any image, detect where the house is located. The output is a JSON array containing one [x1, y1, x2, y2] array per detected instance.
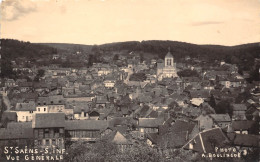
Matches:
[[18, 82, 33, 92], [0, 122, 34, 146], [72, 103, 90, 120], [32, 113, 65, 149], [209, 114, 231, 128], [36, 95, 66, 114], [189, 90, 210, 107], [227, 133, 260, 148], [36, 97, 49, 113], [231, 120, 256, 134], [150, 120, 198, 153], [104, 79, 116, 88], [195, 114, 214, 131], [48, 95, 66, 113], [232, 104, 247, 120], [12, 101, 36, 122], [1, 111, 17, 123], [5, 79, 16, 87], [146, 133, 159, 147], [103, 130, 132, 152], [138, 118, 164, 138], [65, 120, 108, 141], [182, 128, 230, 153], [89, 110, 100, 120], [96, 95, 109, 108]]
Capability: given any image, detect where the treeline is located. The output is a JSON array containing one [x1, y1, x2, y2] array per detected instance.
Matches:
[[0, 39, 57, 78], [1, 39, 57, 60], [98, 40, 259, 61], [97, 40, 260, 80]]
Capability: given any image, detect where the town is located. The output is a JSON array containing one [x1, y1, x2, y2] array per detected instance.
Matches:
[[0, 40, 259, 162]]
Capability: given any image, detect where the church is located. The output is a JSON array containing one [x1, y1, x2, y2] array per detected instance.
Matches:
[[157, 50, 178, 81]]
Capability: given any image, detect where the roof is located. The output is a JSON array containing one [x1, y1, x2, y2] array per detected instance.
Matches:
[[102, 130, 132, 145], [0, 122, 33, 139], [158, 131, 187, 148], [32, 113, 65, 128], [165, 52, 173, 58], [1, 111, 17, 122], [37, 95, 65, 105], [227, 133, 260, 147], [210, 114, 231, 122], [138, 118, 164, 128], [111, 131, 131, 145], [169, 120, 196, 134], [146, 133, 159, 144], [183, 127, 229, 153], [231, 120, 256, 130], [146, 111, 159, 118], [65, 120, 109, 130], [15, 101, 36, 111], [232, 104, 247, 111], [190, 90, 210, 99]]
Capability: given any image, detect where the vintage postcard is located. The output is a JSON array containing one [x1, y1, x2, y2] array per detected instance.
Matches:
[[0, 0, 259, 161]]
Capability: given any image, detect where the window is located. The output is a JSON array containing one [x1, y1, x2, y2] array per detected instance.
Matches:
[[59, 128, 64, 134], [38, 108, 40, 111], [51, 101, 53, 104], [52, 139, 56, 145], [46, 139, 50, 146], [167, 59, 172, 66], [45, 129, 49, 138], [44, 108, 46, 112], [54, 128, 59, 134], [38, 140, 42, 145], [189, 143, 193, 149]]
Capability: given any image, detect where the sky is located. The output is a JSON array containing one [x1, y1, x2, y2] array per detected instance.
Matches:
[[1, 0, 260, 46]]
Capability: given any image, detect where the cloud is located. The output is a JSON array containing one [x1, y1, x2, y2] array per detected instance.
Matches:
[[1, 0, 37, 21], [191, 21, 224, 26]]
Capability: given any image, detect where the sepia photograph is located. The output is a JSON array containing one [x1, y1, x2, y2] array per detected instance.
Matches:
[[0, 0, 259, 161]]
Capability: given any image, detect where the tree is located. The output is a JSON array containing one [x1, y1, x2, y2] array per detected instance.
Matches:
[[64, 140, 163, 162], [177, 69, 199, 77], [208, 94, 216, 108], [113, 54, 119, 61], [0, 59, 15, 79], [214, 100, 232, 117], [34, 69, 45, 82], [129, 73, 147, 81]]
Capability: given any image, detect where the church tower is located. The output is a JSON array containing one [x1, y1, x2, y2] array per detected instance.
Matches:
[[164, 48, 174, 67]]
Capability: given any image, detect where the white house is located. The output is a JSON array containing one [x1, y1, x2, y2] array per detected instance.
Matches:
[[13, 101, 36, 122], [104, 80, 116, 88]]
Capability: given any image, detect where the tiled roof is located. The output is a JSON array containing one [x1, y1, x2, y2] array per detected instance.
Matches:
[[15, 101, 36, 111], [228, 133, 260, 147], [232, 104, 247, 111], [65, 120, 109, 130], [231, 120, 256, 130], [210, 114, 231, 122], [32, 113, 65, 128], [0, 122, 33, 139], [1, 111, 17, 122], [183, 127, 229, 153], [169, 120, 195, 134], [139, 118, 164, 128]]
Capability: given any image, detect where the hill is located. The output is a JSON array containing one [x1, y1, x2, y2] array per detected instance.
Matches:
[[1, 39, 57, 61], [1, 39, 259, 77], [37, 43, 92, 53]]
